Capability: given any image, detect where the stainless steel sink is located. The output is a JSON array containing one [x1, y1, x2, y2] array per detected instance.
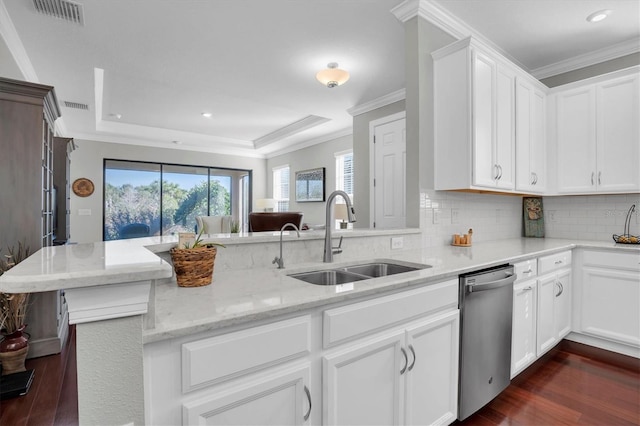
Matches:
[[288, 270, 368, 286], [340, 262, 429, 277], [289, 261, 431, 285]]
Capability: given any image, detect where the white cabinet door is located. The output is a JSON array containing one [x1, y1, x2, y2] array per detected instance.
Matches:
[[536, 273, 558, 356], [472, 52, 515, 190], [516, 78, 546, 193], [404, 311, 459, 426], [581, 266, 640, 347], [554, 269, 572, 339], [556, 86, 597, 193], [323, 332, 404, 426], [494, 63, 516, 190], [472, 50, 498, 189], [537, 268, 572, 356], [596, 74, 640, 192], [183, 365, 311, 426], [511, 279, 537, 377]]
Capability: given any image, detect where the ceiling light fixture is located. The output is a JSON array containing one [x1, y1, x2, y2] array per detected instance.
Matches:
[[201, 112, 212, 118], [316, 62, 350, 88], [586, 9, 611, 23]]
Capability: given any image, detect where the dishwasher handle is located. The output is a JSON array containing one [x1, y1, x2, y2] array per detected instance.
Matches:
[[466, 273, 516, 293]]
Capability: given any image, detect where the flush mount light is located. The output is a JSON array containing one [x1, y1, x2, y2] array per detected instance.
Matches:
[[587, 9, 611, 22], [316, 62, 350, 88], [201, 112, 212, 118]]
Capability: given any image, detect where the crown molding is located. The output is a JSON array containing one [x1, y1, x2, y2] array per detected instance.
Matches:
[[391, 0, 530, 72], [532, 38, 640, 79], [253, 115, 330, 149], [347, 88, 406, 116], [264, 127, 352, 159], [0, 0, 39, 82]]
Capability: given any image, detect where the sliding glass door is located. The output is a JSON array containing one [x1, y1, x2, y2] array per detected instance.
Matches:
[[104, 160, 249, 240]]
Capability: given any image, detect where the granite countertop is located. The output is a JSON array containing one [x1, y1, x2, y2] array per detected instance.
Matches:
[[144, 238, 639, 344], [1, 232, 637, 344]]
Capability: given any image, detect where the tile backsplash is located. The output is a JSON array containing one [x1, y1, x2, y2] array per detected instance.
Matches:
[[543, 194, 640, 241], [419, 190, 640, 245]]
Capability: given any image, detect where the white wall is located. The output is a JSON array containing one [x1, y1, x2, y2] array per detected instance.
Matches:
[[69, 139, 266, 243], [266, 134, 352, 226]]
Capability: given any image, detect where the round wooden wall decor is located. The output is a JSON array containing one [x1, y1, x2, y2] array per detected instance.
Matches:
[[72, 178, 94, 197]]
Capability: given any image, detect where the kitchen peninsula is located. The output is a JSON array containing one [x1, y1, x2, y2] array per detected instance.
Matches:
[[0, 231, 638, 425]]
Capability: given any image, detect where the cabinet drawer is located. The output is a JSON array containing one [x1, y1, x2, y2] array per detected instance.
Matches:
[[538, 251, 572, 274], [182, 315, 311, 393], [514, 259, 537, 281], [583, 249, 640, 271], [323, 279, 458, 348]]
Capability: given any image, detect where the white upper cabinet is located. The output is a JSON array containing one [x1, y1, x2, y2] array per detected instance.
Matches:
[[552, 67, 640, 194], [515, 76, 547, 193], [433, 37, 532, 193]]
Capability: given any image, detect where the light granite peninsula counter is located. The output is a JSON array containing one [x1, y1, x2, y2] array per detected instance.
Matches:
[[1, 231, 638, 425]]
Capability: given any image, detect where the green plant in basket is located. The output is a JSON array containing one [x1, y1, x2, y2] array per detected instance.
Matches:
[[181, 228, 226, 249]]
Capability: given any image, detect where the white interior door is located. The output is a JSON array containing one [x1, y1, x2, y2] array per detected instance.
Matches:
[[373, 117, 406, 229]]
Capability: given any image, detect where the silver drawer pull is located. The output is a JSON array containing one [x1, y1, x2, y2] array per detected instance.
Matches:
[[554, 260, 563, 265], [408, 345, 416, 371], [303, 386, 312, 421], [400, 347, 408, 375]]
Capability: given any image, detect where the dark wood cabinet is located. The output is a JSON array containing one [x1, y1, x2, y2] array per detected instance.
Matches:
[[0, 77, 68, 358]]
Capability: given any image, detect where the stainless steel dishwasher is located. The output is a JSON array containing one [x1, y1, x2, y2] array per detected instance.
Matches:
[[458, 264, 516, 420]]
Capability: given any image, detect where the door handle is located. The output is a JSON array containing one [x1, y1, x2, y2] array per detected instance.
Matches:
[[407, 345, 416, 371], [303, 385, 312, 421], [466, 273, 516, 293], [400, 347, 408, 375]]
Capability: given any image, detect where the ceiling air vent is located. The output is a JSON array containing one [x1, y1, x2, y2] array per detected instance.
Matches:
[[32, 0, 85, 26], [63, 100, 89, 110]]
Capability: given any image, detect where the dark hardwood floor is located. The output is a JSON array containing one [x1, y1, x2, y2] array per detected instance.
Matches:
[[459, 341, 640, 426], [0, 329, 638, 426], [0, 325, 77, 426]]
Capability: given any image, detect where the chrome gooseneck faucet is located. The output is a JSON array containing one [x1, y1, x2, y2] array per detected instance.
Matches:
[[273, 223, 300, 269], [324, 190, 356, 262]]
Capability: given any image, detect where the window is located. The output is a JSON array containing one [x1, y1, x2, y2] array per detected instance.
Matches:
[[273, 165, 290, 212], [104, 160, 249, 240], [335, 150, 354, 201]]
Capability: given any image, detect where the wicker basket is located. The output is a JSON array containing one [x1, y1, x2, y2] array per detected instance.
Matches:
[[170, 246, 217, 287]]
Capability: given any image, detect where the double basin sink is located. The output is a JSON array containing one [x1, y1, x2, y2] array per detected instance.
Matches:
[[289, 260, 431, 286]]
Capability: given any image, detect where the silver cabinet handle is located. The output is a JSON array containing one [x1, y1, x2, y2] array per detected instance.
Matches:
[[523, 286, 533, 291], [494, 164, 500, 180], [534, 173, 538, 185], [303, 385, 312, 421], [555, 281, 564, 297], [554, 260, 563, 265], [407, 345, 416, 371], [598, 171, 601, 185], [400, 347, 408, 375], [497, 165, 503, 180], [524, 268, 533, 275], [591, 172, 595, 186]]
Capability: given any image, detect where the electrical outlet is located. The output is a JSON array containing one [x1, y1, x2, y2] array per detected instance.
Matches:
[[451, 208, 460, 224], [433, 209, 441, 224], [391, 237, 404, 250]]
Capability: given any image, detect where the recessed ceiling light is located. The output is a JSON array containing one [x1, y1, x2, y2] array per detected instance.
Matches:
[[201, 112, 212, 118], [586, 9, 611, 23]]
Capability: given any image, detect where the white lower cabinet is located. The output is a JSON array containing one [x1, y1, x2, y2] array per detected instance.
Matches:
[[536, 268, 571, 356], [322, 310, 459, 426], [145, 279, 460, 426], [183, 364, 311, 425], [511, 252, 572, 378], [511, 277, 537, 377], [571, 249, 640, 356]]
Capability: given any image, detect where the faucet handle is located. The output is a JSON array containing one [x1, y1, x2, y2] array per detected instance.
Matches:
[[332, 236, 343, 255]]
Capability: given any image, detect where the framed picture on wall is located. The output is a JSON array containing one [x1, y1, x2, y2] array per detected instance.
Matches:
[[295, 167, 325, 202]]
